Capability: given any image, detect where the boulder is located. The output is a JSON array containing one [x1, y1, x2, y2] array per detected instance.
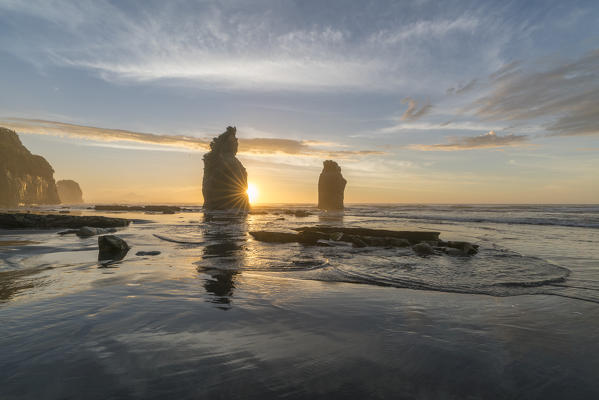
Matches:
[[98, 235, 130, 261], [318, 160, 346, 211], [412, 242, 434, 256], [56, 180, 84, 204], [135, 251, 161, 256], [202, 126, 250, 211], [0, 128, 60, 208]]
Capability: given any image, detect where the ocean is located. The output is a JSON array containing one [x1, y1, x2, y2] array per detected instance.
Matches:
[[1, 204, 598, 399]]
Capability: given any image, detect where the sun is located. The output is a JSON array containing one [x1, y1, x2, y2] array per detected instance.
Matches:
[[246, 182, 258, 204]]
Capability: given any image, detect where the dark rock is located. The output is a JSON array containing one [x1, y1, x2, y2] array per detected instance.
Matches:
[[297, 230, 330, 244], [347, 235, 368, 248], [443, 247, 465, 256], [318, 160, 346, 211], [362, 236, 388, 247], [0, 127, 60, 208], [136, 251, 161, 256], [387, 238, 411, 247], [249, 231, 299, 243], [98, 235, 130, 261], [0, 213, 130, 229], [202, 126, 250, 211], [56, 180, 84, 204], [446, 241, 479, 255], [295, 226, 440, 243], [412, 242, 434, 256], [329, 232, 344, 241], [250, 226, 478, 256]]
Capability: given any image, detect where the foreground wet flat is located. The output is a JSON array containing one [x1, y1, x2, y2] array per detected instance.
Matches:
[[1, 205, 598, 399]]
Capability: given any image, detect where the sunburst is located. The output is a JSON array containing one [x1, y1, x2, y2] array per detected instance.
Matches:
[[246, 183, 258, 204]]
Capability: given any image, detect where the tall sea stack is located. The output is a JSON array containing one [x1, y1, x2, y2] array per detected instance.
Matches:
[[318, 160, 346, 211], [202, 126, 250, 211], [0, 127, 60, 208], [57, 180, 84, 204]]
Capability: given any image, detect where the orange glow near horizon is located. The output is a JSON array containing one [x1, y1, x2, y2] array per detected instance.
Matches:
[[247, 182, 258, 204]]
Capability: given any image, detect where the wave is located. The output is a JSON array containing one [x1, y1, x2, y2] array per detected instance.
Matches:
[[347, 212, 599, 229]]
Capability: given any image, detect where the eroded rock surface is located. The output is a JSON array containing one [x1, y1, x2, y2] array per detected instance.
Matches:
[[250, 225, 478, 256], [318, 160, 346, 211], [202, 126, 250, 211], [0, 128, 60, 208], [56, 180, 84, 204], [0, 213, 130, 229]]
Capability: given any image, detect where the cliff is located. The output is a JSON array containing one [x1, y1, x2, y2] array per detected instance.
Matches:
[[56, 180, 84, 204], [0, 127, 60, 208]]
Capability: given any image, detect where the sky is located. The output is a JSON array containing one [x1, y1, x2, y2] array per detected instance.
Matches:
[[1, 0, 598, 204]]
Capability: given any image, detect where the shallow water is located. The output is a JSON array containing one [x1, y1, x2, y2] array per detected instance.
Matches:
[[1, 204, 598, 399]]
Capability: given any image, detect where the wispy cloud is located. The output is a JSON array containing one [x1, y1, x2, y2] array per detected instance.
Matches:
[[400, 98, 432, 121], [469, 49, 599, 136], [446, 79, 478, 95], [0, 1, 501, 93], [0, 118, 384, 159], [370, 16, 480, 45], [409, 130, 528, 151]]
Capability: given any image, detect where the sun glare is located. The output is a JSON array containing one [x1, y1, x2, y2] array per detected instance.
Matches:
[[247, 183, 258, 204]]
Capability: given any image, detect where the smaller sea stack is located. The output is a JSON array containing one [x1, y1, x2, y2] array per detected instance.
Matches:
[[318, 160, 346, 211], [202, 126, 250, 211], [56, 180, 84, 204]]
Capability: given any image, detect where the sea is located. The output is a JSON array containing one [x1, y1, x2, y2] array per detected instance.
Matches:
[[1, 204, 598, 399]]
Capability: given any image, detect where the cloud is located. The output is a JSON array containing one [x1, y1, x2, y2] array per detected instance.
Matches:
[[469, 50, 599, 136], [409, 130, 528, 151], [446, 79, 478, 95], [400, 98, 432, 121], [371, 16, 480, 45], [0, 118, 384, 159], [0, 1, 503, 93]]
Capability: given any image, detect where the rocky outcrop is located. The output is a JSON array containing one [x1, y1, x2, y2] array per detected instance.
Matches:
[[249, 225, 479, 256], [0, 127, 60, 208], [202, 126, 250, 211], [56, 180, 84, 204], [0, 213, 130, 229], [318, 160, 346, 211]]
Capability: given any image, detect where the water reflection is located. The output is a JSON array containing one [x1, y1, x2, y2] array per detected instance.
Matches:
[[318, 210, 344, 224], [197, 212, 248, 309]]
